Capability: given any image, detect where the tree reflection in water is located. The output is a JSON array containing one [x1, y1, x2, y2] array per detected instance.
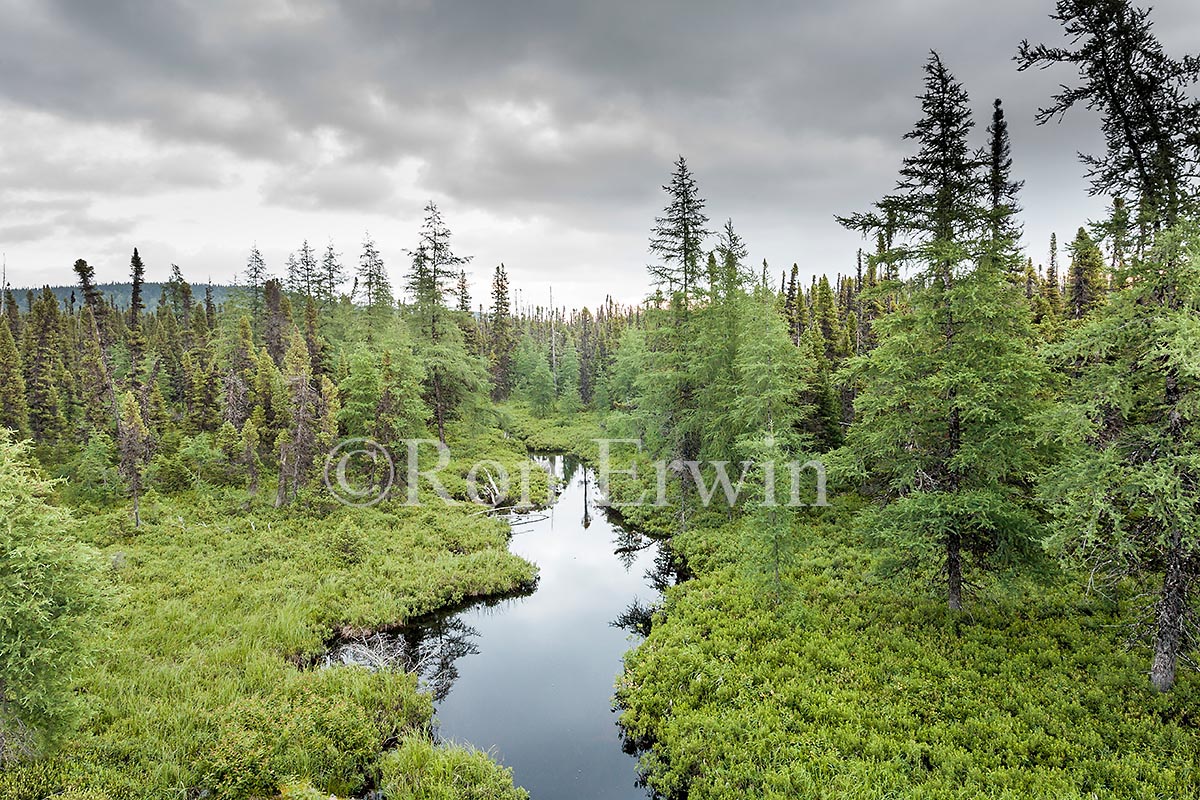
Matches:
[[321, 612, 485, 702]]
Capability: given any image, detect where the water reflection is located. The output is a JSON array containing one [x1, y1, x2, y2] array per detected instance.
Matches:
[[328, 454, 681, 799]]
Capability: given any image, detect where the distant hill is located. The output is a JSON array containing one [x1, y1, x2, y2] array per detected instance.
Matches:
[[11, 282, 243, 311]]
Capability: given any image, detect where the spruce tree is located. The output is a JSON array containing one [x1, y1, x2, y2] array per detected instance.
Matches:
[[117, 391, 150, 527], [649, 156, 711, 303], [244, 246, 269, 317], [0, 430, 102, 763], [126, 249, 148, 393], [840, 53, 1046, 610], [1067, 226, 1108, 319], [275, 327, 319, 507], [319, 241, 344, 308], [488, 264, 515, 400], [21, 288, 66, 443], [0, 319, 29, 437], [984, 98, 1024, 277], [357, 234, 392, 313]]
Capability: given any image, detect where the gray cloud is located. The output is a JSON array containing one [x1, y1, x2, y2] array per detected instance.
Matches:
[[0, 0, 1196, 302]]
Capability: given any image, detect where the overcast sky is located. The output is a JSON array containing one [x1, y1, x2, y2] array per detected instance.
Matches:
[[1, 0, 1197, 310]]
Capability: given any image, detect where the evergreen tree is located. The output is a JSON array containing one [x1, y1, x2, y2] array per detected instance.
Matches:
[[527, 354, 556, 418], [0, 319, 29, 437], [558, 333, 582, 414], [840, 53, 1045, 610], [488, 264, 515, 400], [222, 317, 257, 429], [372, 346, 428, 454], [1042, 233, 1066, 328], [77, 306, 114, 434], [405, 205, 481, 443], [117, 390, 150, 527], [337, 351, 382, 437], [275, 327, 319, 507], [1067, 226, 1108, 319], [263, 278, 291, 366], [126, 249, 148, 393], [649, 156, 711, 302], [21, 288, 66, 443], [356, 234, 392, 313], [319, 241, 344, 308], [1043, 225, 1200, 691], [244, 246, 269, 317], [984, 98, 1025, 277], [1018, 0, 1200, 227]]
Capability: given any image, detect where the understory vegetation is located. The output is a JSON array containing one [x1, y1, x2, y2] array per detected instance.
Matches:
[[3, 0, 1200, 797], [617, 509, 1200, 799], [0, 427, 540, 799]]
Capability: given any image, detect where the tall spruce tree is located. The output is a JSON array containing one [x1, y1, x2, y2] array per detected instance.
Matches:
[[244, 246, 269, 317], [488, 264, 515, 400], [0, 320, 29, 437], [1067, 226, 1108, 319], [840, 53, 1047, 610], [984, 98, 1025, 277], [356, 234, 392, 313]]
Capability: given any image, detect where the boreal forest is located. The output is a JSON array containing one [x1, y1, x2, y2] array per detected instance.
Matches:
[[2, 1, 1199, 798]]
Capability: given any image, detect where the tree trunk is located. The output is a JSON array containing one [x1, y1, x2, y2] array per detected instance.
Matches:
[[1150, 528, 1187, 693], [947, 531, 963, 611], [275, 446, 288, 508], [132, 484, 141, 528], [433, 373, 446, 445]]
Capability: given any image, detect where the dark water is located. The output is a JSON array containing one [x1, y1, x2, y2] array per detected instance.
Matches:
[[330, 454, 670, 799]]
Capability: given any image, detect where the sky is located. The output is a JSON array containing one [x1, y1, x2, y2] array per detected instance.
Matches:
[[1, 0, 1197, 311]]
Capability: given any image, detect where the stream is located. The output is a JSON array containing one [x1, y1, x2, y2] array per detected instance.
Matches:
[[327, 453, 673, 798]]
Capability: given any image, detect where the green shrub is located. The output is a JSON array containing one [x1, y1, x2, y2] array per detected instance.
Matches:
[[381, 734, 528, 800]]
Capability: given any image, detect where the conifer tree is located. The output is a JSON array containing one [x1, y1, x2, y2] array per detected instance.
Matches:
[[1043, 226, 1200, 691], [77, 306, 114, 434], [0, 430, 102, 763], [558, 334, 582, 414], [1067, 226, 1108, 319], [126, 249, 148, 393], [357, 234, 392, 313], [21, 288, 66, 443], [984, 98, 1024, 277], [373, 347, 428, 455], [275, 327, 319, 507], [117, 391, 150, 527], [0, 319, 29, 437], [649, 156, 711, 303], [337, 351, 382, 437], [1042, 233, 1066, 327], [405, 205, 483, 443], [244, 246, 269, 317], [488, 264, 515, 400], [1018, 0, 1200, 227], [223, 317, 257, 429], [319, 241, 344, 308], [528, 355, 556, 418], [840, 53, 1046, 610], [263, 278, 290, 366]]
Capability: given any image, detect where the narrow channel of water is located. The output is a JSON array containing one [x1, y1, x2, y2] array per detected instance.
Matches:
[[362, 454, 672, 798]]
